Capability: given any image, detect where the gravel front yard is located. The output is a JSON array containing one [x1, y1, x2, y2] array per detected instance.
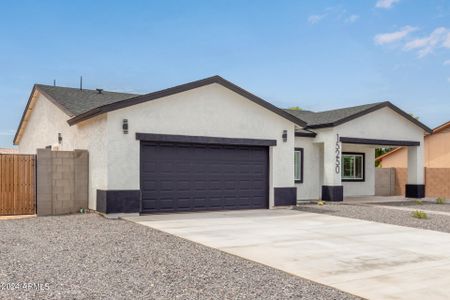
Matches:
[[372, 200, 450, 212], [0, 213, 359, 300], [296, 202, 450, 233]]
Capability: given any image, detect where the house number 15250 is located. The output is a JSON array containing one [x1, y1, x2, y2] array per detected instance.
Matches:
[[335, 134, 340, 174]]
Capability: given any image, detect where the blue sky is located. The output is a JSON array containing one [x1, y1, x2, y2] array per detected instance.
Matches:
[[1, 0, 449, 147]]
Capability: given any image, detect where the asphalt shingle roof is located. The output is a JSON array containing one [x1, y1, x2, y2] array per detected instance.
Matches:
[[36, 84, 139, 116], [284, 102, 384, 128]]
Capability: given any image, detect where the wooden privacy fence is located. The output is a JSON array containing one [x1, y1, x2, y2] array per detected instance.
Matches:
[[0, 154, 36, 215]]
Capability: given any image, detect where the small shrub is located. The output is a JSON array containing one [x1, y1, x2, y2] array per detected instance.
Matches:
[[411, 210, 428, 219], [415, 200, 423, 205], [436, 197, 446, 204], [317, 200, 325, 206]]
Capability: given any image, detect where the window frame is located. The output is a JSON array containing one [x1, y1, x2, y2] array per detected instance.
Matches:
[[341, 152, 365, 182], [294, 147, 304, 183]]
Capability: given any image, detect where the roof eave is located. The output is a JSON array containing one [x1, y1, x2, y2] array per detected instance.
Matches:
[[295, 131, 317, 137], [13, 85, 38, 145], [432, 121, 450, 133]]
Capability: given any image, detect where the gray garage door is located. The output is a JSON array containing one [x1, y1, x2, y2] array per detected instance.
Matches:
[[140, 142, 268, 213]]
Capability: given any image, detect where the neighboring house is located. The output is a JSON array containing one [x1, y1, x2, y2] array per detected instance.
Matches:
[[13, 76, 432, 214], [0, 148, 18, 154], [376, 121, 450, 168]]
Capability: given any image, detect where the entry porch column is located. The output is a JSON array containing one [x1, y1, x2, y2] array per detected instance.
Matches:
[[406, 145, 425, 198], [322, 134, 343, 201]]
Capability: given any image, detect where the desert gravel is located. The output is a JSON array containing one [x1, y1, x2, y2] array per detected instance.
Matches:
[[0, 213, 360, 300], [373, 200, 450, 212], [296, 202, 450, 233]]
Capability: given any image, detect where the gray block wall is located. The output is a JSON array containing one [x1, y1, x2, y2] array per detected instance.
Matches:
[[375, 168, 396, 196], [36, 149, 88, 216]]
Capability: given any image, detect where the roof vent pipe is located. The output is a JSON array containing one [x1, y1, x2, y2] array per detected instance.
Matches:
[[96, 89, 103, 94]]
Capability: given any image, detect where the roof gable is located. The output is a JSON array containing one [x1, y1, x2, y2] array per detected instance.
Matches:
[[285, 101, 432, 133], [67, 76, 307, 127]]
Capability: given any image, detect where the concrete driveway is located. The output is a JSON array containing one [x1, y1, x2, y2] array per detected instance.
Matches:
[[124, 209, 450, 300]]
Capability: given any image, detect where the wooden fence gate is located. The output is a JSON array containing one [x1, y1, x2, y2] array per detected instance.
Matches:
[[0, 154, 36, 215]]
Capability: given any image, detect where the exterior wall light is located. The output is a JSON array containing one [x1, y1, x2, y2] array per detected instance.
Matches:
[[123, 119, 129, 134], [58, 133, 62, 144], [282, 130, 288, 142]]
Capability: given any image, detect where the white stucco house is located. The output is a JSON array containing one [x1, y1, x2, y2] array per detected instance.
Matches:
[[14, 76, 432, 214]]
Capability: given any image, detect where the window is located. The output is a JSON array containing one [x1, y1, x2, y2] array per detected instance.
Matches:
[[294, 148, 304, 183], [341, 152, 365, 181]]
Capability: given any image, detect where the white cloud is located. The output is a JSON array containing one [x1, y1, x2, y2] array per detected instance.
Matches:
[[374, 26, 417, 45], [308, 14, 326, 24], [404, 27, 450, 57], [444, 32, 450, 48], [444, 59, 450, 65], [345, 14, 360, 23], [308, 7, 359, 25], [376, 0, 400, 9]]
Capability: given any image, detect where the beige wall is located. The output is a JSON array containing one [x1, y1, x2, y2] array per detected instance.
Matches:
[[380, 147, 408, 168], [379, 127, 450, 168], [426, 127, 450, 167]]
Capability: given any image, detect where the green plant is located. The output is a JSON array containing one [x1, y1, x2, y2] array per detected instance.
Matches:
[[411, 210, 428, 219], [317, 200, 325, 206], [415, 200, 423, 205], [436, 197, 446, 204]]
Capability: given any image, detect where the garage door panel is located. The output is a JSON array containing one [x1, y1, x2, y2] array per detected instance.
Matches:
[[140, 141, 268, 213]]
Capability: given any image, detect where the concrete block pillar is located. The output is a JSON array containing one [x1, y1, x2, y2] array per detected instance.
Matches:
[[406, 145, 425, 198], [321, 134, 343, 201]]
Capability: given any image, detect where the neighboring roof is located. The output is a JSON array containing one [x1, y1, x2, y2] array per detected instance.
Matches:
[[285, 101, 432, 133], [376, 120, 450, 162], [433, 120, 450, 134], [375, 147, 402, 162], [0, 148, 18, 154], [67, 76, 307, 127], [36, 84, 139, 116]]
